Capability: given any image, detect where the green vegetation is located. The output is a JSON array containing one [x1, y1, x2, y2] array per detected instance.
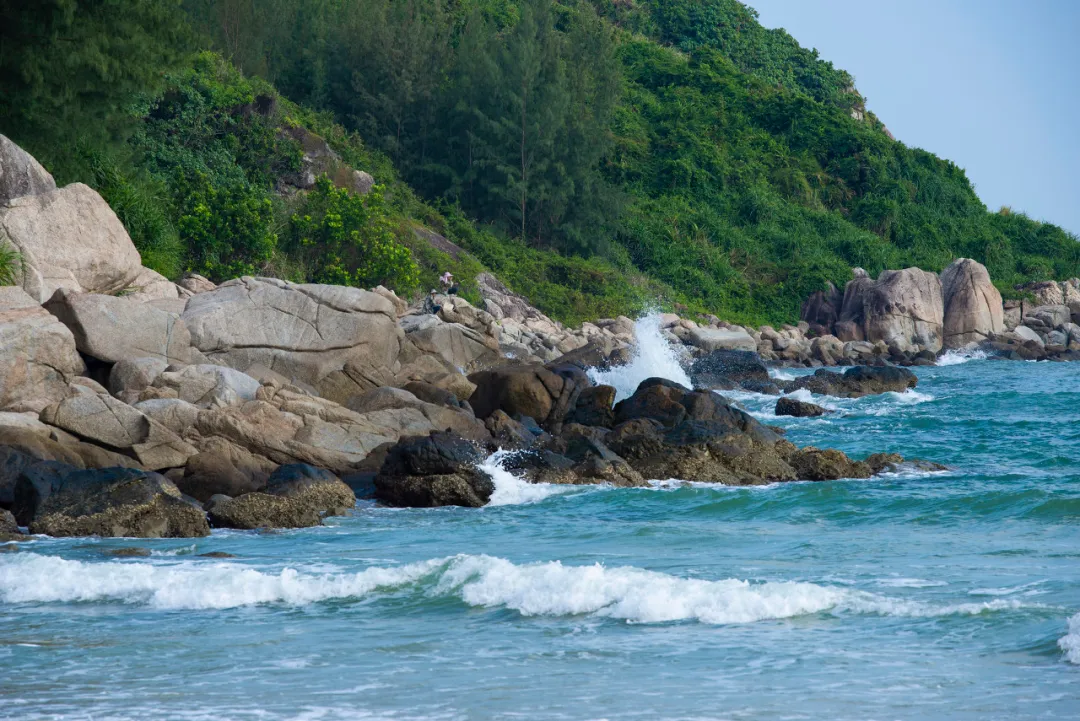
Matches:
[[1, 0, 1077, 326], [0, 243, 19, 286]]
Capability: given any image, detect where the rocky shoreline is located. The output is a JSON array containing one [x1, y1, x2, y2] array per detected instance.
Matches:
[[0, 134, 1056, 540]]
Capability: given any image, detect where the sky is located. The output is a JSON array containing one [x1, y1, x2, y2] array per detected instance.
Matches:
[[746, 0, 1080, 235]]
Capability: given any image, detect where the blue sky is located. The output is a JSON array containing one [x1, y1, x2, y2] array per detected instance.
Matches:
[[746, 0, 1080, 235]]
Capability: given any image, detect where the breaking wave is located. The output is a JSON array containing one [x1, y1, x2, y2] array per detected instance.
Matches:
[[0, 553, 1043, 622], [936, 348, 990, 366], [481, 450, 573, 507], [588, 311, 691, 401], [1060, 612, 1080, 664]]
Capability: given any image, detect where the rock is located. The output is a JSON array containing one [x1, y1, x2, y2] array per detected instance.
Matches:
[[101, 547, 152, 557], [484, 410, 538, 448], [863, 268, 944, 353], [109, 358, 170, 401], [403, 318, 501, 374], [182, 277, 400, 401], [149, 364, 261, 409], [40, 389, 198, 470], [122, 267, 185, 303], [781, 365, 917, 398], [0, 183, 143, 302], [1025, 304, 1071, 330], [1017, 280, 1064, 307], [0, 508, 18, 534], [0, 413, 140, 479], [789, 447, 871, 481], [27, 467, 210, 538], [11, 459, 77, 526], [263, 463, 356, 516], [350, 170, 375, 196], [1009, 325, 1044, 347], [175, 443, 275, 503], [44, 289, 194, 364], [402, 381, 464, 409], [0, 286, 85, 412], [833, 268, 874, 341], [373, 431, 493, 508], [689, 350, 770, 390], [687, 327, 757, 352], [939, 259, 1004, 348], [775, 397, 829, 417], [207, 493, 321, 530], [0, 134, 56, 203], [468, 364, 588, 431], [345, 386, 488, 441], [0, 446, 37, 507], [178, 274, 216, 294], [565, 385, 616, 428], [800, 283, 841, 335]]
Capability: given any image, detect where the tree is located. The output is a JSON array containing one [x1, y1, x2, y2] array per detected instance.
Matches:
[[0, 0, 190, 168]]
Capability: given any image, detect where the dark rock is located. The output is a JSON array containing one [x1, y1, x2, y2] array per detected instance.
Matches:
[[789, 447, 871, 481], [207, 493, 322, 530], [265, 464, 356, 517], [101, 547, 151, 558], [175, 449, 271, 503], [373, 432, 493, 508], [468, 363, 591, 431], [801, 283, 841, 334], [689, 350, 770, 390], [484, 410, 537, 448], [864, 452, 904, 474], [27, 467, 210, 538], [12, 460, 78, 526], [780, 365, 917, 398], [613, 380, 690, 428], [566, 385, 616, 428], [0, 447, 37, 508], [775, 397, 829, 418], [738, 379, 782, 395], [198, 551, 237, 558]]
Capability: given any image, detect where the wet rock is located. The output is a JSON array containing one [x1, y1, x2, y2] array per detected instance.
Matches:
[[175, 444, 274, 503], [484, 410, 538, 448], [373, 432, 493, 508], [468, 363, 589, 431], [775, 397, 829, 418], [0, 508, 18, 534], [101, 547, 151, 558], [207, 492, 321, 530], [264, 463, 356, 517], [864, 453, 904, 474], [689, 350, 770, 391], [27, 467, 210, 538], [198, 551, 237, 558], [781, 365, 917, 398], [789, 447, 871, 481], [565, 385, 616, 428]]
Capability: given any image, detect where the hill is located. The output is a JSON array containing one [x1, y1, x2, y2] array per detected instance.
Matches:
[[2, 0, 1076, 326]]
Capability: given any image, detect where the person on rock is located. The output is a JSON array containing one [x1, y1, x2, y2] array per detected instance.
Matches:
[[423, 289, 442, 315]]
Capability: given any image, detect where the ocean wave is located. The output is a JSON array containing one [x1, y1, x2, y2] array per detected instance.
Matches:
[[1060, 613, 1080, 664], [481, 450, 574, 507], [0, 553, 1047, 622], [587, 311, 691, 401], [936, 348, 989, 366]]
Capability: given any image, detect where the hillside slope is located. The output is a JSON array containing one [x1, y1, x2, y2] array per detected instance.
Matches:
[[2, 0, 1076, 327]]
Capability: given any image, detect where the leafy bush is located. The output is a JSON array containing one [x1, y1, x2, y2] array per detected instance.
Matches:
[[175, 170, 277, 279], [284, 176, 419, 293]]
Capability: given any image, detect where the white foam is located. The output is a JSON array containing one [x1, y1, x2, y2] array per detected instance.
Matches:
[[588, 311, 691, 401], [481, 450, 573, 507], [769, 368, 797, 382], [1060, 613, 1080, 664], [936, 348, 989, 366], [0, 553, 442, 610], [0, 553, 1045, 622]]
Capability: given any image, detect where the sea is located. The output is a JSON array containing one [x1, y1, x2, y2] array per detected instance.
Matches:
[[2, 315, 1079, 720]]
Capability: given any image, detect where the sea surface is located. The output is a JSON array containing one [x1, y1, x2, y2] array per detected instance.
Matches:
[[3, 329, 1080, 720]]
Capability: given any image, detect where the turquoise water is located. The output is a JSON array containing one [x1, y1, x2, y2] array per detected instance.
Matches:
[[3, 355, 1080, 720]]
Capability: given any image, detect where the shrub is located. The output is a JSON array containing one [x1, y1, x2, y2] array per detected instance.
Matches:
[[284, 176, 419, 293], [0, 243, 20, 286]]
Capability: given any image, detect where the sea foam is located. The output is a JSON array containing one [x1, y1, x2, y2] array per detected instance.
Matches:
[[481, 450, 573, 507], [0, 553, 1044, 623], [1060, 612, 1080, 664], [936, 348, 989, 366], [588, 311, 691, 401]]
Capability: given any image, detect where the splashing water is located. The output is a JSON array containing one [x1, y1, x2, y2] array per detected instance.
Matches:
[[936, 348, 989, 366], [481, 450, 572, 507], [588, 311, 692, 401], [1060, 613, 1080, 664]]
